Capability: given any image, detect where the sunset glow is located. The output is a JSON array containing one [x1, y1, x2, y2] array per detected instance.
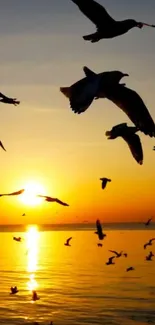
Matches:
[[20, 181, 46, 206]]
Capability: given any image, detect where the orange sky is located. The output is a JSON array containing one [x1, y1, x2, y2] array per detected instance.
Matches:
[[0, 0, 155, 224]]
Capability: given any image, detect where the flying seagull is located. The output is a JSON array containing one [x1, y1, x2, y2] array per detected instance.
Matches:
[[109, 250, 123, 258], [60, 66, 128, 114], [0, 141, 6, 151], [0, 189, 25, 197], [95, 219, 106, 240], [71, 0, 155, 43], [104, 84, 155, 137], [37, 195, 69, 206], [144, 238, 155, 249], [100, 178, 111, 190], [106, 123, 143, 165], [64, 237, 72, 246], [13, 237, 22, 242], [145, 218, 152, 226], [106, 256, 115, 265], [10, 286, 18, 294], [146, 251, 154, 261], [126, 267, 134, 272], [0, 92, 20, 106]]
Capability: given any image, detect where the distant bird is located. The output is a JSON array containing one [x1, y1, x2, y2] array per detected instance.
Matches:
[[145, 218, 152, 226], [64, 237, 72, 246], [106, 256, 115, 265], [10, 286, 18, 294], [95, 219, 106, 240], [0, 141, 6, 152], [97, 243, 103, 247], [109, 250, 123, 258], [126, 267, 134, 272], [146, 251, 154, 261], [60, 66, 128, 114], [22, 213, 26, 216], [71, 0, 155, 43], [106, 123, 143, 165], [144, 238, 155, 249], [32, 290, 40, 301], [100, 178, 111, 190], [37, 195, 69, 206], [0, 92, 20, 106], [104, 85, 155, 137], [0, 189, 25, 197], [123, 253, 128, 258], [13, 236, 22, 242]]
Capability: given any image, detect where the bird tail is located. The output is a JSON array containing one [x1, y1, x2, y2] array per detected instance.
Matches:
[[60, 87, 71, 99]]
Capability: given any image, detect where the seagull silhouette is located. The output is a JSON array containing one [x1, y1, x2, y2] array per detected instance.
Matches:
[[37, 195, 69, 206], [64, 237, 72, 246], [22, 213, 26, 216], [0, 92, 20, 106], [0, 189, 25, 197], [145, 218, 152, 226], [146, 251, 154, 261], [10, 286, 18, 294], [95, 219, 106, 240], [106, 123, 143, 165], [100, 178, 111, 190], [71, 0, 155, 43], [60, 66, 128, 114], [109, 250, 123, 258], [144, 238, 155, 249], [0, 141, 6, 152], [106, 256, 115, 265], [13, 236, 22, 242], [97, 243, 103, 247], [126, 267, 134, 272], [104, 85, 155, 137]]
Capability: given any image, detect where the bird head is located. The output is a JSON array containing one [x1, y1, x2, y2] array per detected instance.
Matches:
[[105, 123, 127, 139], [136, 22, 144, 29]]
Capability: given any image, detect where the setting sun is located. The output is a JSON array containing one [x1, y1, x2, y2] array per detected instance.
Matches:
[[20, 181, 46, 206]]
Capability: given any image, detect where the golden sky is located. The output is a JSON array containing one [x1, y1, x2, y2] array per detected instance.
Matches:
[[0, 0, 155, 224]]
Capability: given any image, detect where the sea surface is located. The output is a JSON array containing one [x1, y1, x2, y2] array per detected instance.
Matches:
[[0, 223, 155, 325]]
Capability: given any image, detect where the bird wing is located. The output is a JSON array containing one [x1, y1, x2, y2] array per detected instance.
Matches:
[[109, 250, 118, 256], [66, 237, 72, 244], [122, 132, 143, 165], [150, 238, 155, 243], [7, 189, 25, 196], [109, 256, 115, 263], [144, 243, 148, 249], [105, 85, 155, 137], [0, 92, 8, 99], [96, 219, 102, 234], [0, 141, 6, 151], [101, 179, 107, 189], [55, 198, 69, 206], [71, 0, 115, 28]]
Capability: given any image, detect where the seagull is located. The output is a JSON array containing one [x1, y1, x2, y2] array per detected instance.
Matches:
[[64, 237, 72, 246], [106, 256, 115, 265], [146, 251, 154, 261], [100, 178, 111, 190], [10, 286, 18, 294], [145, 218, 152, 226], [0, 92, 20, 106], [104, 84, 155, 137], [22, 213, 26, 216], [0, 189, 25, 197], [97, 243, 103, 247], [0, 141, 6, 151], [95, 219, 106, 240], [60, 66, 128, 114], [37, 195, 69, 206], [13, 236, 22, 242], [144, 238, 155, 249], [32, 290, 40, 301], [106, 123, 143, 165], [71, 0, 155, 43], [109, 250, 123, 258], [126, 267, 134, 272]]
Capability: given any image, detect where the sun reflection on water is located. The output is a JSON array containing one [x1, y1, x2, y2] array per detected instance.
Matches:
[[26, 225, 39, 291]]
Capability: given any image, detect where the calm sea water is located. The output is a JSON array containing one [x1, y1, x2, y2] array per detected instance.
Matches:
[[0, 224, 155, 325]]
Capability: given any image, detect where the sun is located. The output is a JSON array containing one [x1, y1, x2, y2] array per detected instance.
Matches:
[[20, 181, 46, 206]]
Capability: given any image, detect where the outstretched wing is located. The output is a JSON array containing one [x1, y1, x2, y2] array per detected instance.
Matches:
[[8, 189, 25, 196], [109, 250, 117, 256], [38, 195, 69, 206], [109, 256, 115, 263], [123, 133, 143, 165], [71, 0, 115, 28], [55, 198, 69, 206], [66, 237, 72, 245], [105, 85, 155, 137], [0, 141, 6, 151], [150, 238, 155, 243]]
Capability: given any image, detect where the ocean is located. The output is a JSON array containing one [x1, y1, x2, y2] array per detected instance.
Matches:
[[0, 223, 154, 325]]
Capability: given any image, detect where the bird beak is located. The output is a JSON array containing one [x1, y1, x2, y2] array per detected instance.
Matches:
[[140, 22, 155, 28], [105, 131, 112, 139], [136, 22, 144, 28], [123, 73, 129, 77]]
